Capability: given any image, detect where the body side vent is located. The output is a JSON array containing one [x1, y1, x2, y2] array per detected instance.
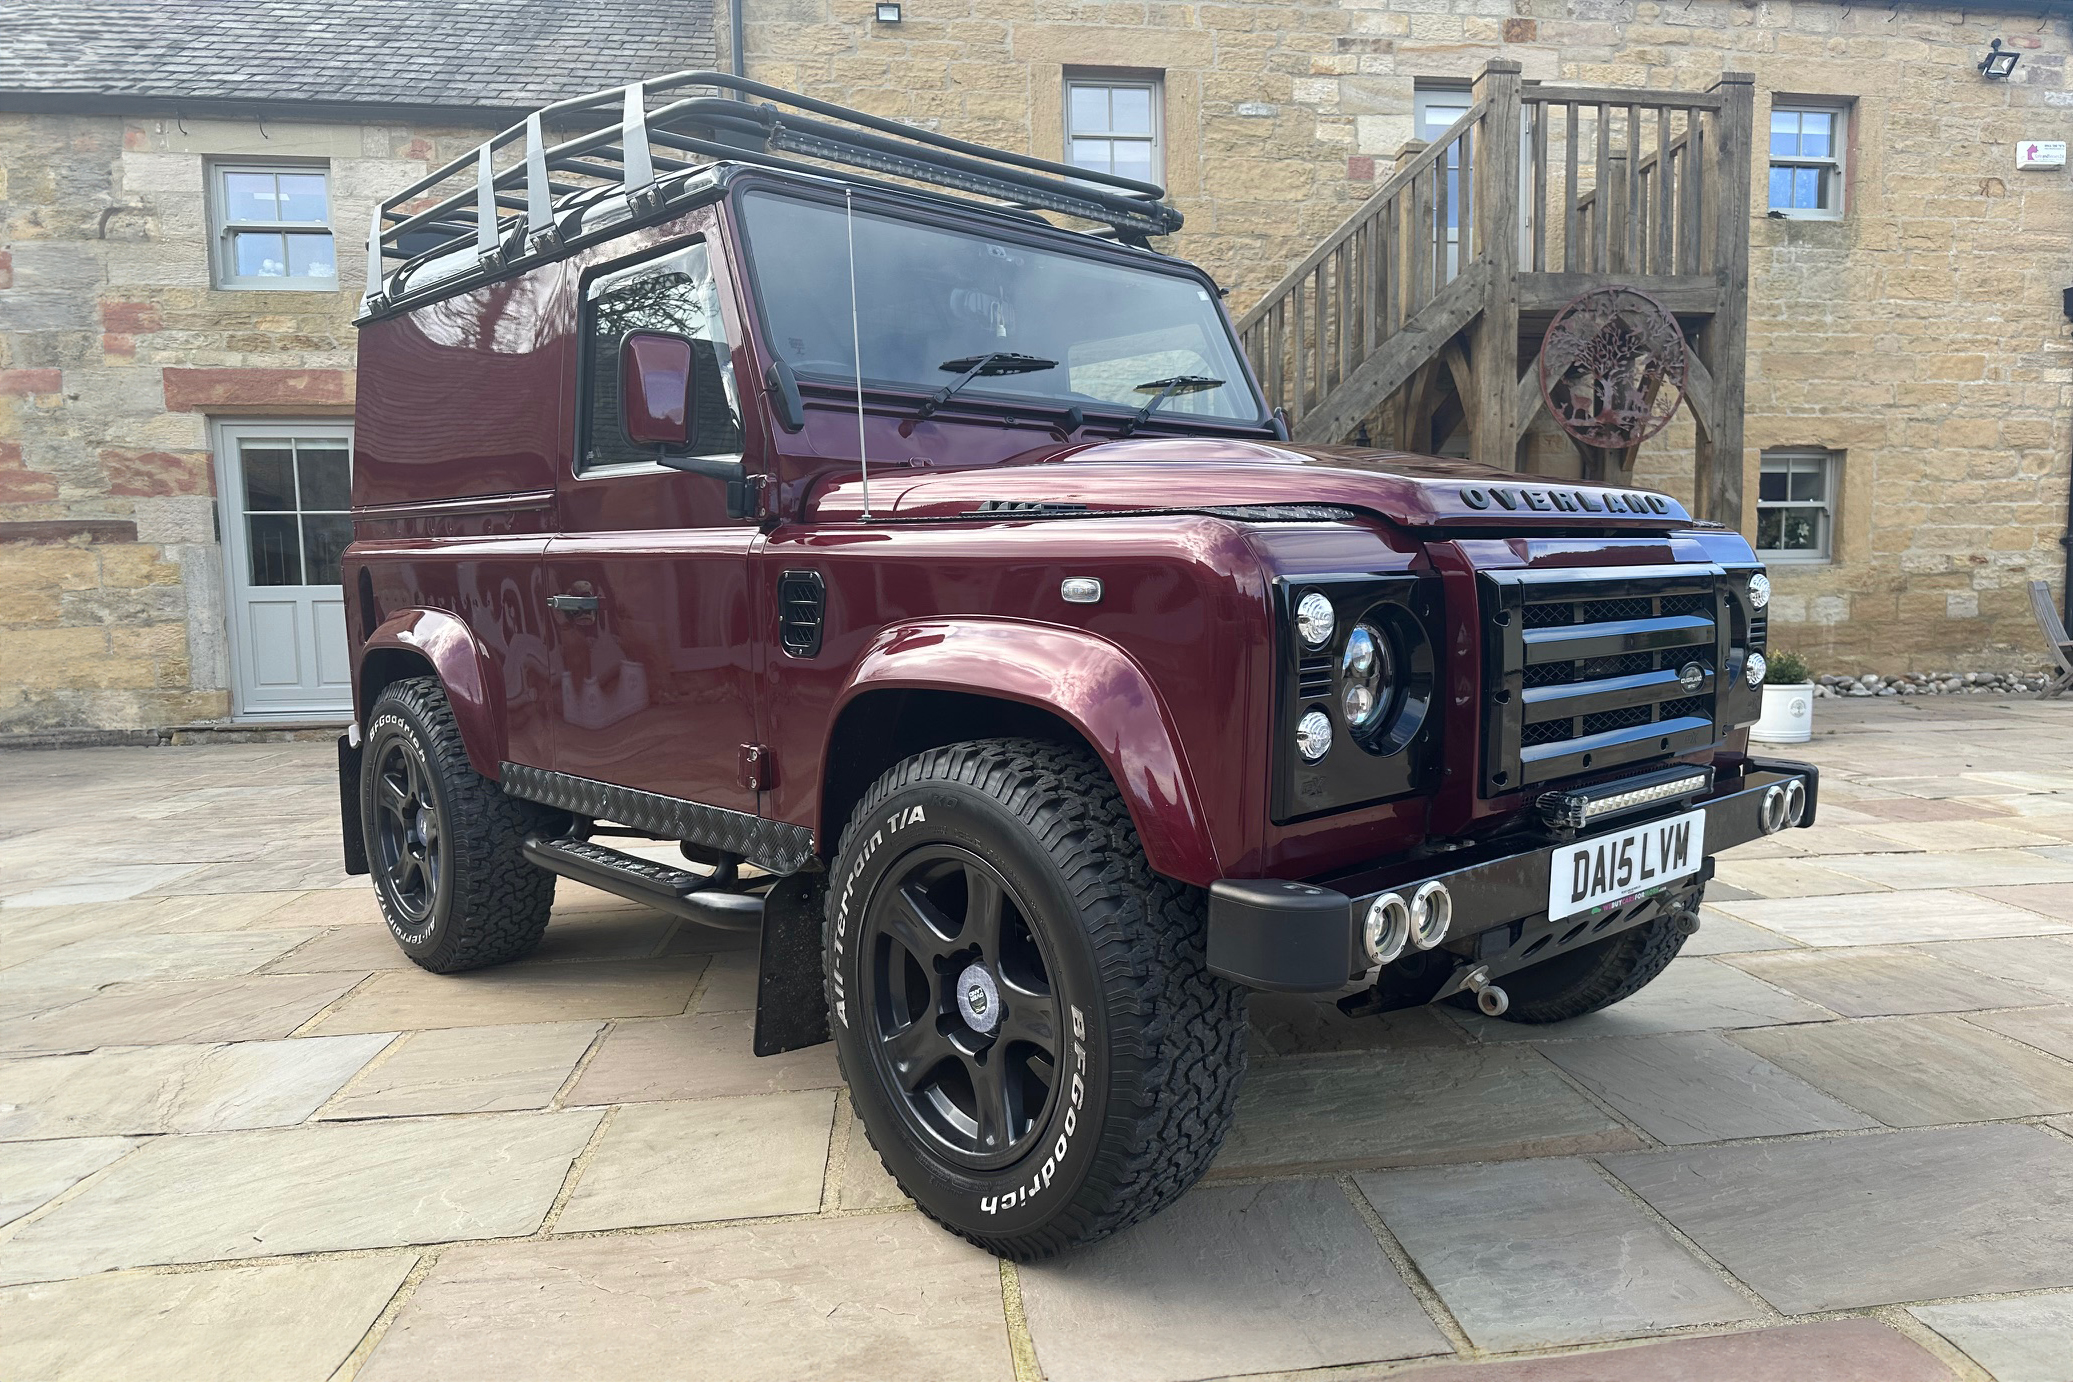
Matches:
[[778, 570, 826, 658]]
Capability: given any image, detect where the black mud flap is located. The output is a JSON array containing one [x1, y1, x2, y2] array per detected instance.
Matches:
[[754, 871, 831, 1056], [339, 731, 369, 876]]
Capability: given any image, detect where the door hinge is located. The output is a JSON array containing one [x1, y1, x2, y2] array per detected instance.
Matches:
[[738, 743, 772, 792]]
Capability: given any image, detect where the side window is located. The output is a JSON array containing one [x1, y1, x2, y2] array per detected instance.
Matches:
[[1757, 449, 1841, 562], [211, 163, 337, 290], [1767, 102, 1849, 219], [582, 240, 743, 470]]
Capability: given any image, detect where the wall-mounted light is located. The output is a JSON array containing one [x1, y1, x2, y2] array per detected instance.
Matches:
[[1979, 39, 2021, 79], [875, 2, 902, 21]]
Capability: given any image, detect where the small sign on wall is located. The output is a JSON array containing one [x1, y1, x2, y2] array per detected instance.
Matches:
[[2017, 140, 2066, 170]]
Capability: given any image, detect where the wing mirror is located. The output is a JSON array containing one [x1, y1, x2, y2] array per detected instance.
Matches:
[[621, 331, 696, 449]]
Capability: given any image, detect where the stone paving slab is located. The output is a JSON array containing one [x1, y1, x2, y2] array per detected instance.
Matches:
[[1215, 1045, 1640, 1175], [1963, 1005, 2073, 1062], [1247, 993, 1465, 1055], [1384, 1319, 1957, 1382], [555, 1092, 835, 1232], [305, 956, 708, 1034], [1910, 1291, 2073, 1382], [1018, 1180, 1448, 1382], [0, 1137, 135, 1228], [1979, 883, 2073, 922], [564, 1012, 843, 1105], [1731, 1014, 2073, 1125], [1604, 1124, 2073, 1313], [1723, 945, 2060, 1016], [1357, 1158, 1756, 1350], [316, 1021, 602, 1119], [358, 1213, 1015, 1382], [1852, 818, 2070, 851], [0, 1109, 603, 1284], [0, 972, 365, 1055], [1681, 912, 1801, 956], [1712, 857, 1889, 898], [0, 929, 317, 990], [0, 1253, 416, 1382], [836, 1107, 911, 1210], [689, 949, 760, 1013], [1816, 848, 2073, 892], [0, 1033, 390, 1139], [1538, 1031, 1874, 1144], [1712, 889, 2073, 947], [0, 864, 206, 909], [1450, 957, 1834, 1042], [1917, 936, 2073, 1004]]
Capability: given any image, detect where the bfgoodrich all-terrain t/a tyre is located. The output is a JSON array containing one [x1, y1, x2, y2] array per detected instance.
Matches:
[[1481, 907, 1693, 1024], [825, 738, 1248, 1259], [360, 676, 567, 974]]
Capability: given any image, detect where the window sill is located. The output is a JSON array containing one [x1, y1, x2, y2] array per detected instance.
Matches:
[[1756, 553, 1833, 566]]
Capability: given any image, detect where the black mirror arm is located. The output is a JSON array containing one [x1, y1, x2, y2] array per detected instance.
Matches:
[[764, 359, 805, 432]]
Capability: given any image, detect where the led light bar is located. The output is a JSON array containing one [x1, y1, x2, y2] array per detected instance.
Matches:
[[1538, 766, 1714, 831]]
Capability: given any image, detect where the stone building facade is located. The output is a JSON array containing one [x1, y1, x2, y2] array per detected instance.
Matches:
[[2, 0, 2068, 737], [740, 0, 2073, 672]]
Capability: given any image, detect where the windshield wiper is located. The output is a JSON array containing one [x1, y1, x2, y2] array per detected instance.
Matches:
[[1117, 375, 1224, 437], [915, 352, 1057, 419]]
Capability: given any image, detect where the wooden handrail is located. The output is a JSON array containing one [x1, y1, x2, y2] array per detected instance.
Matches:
[[1522, 86, 1724, 112]]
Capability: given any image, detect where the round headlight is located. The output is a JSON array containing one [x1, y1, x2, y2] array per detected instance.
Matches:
[[1745, 651, 1768, 687], [1748, 572, 1771, 611], [1296, 708, 1333, 762], [1340, 622, 1393, 731], [1296, 591, 1335, 649]]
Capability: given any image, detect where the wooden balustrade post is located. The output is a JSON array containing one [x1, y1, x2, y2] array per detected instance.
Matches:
[[1468, 59, 1523, 471], [1693, 72, 1753, 529]]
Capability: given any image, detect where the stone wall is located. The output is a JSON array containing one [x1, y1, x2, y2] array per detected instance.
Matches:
[[0, 113, 492, 731], [743, 0, 2073, 674]]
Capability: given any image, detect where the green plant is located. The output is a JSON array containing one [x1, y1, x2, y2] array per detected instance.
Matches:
[[1764, 650, 1811, 685]]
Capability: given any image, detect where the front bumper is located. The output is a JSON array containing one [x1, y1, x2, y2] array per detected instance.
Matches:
[[1206, 757, 1818, 993]]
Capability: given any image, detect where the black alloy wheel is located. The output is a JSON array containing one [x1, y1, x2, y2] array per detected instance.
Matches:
[[862, 846, 1061, 1170], [371, 732, 443, 930]]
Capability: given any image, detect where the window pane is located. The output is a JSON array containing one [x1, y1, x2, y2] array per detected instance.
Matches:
[[296, 445, 352, 510], [223, 171, 279, 223], [1110, 140, 1154, 185], [1758, 466, 1788, 502], [1069, 86, 1110, 135], [233, 231, 290, 277], [1423, 103, 1469, 139], [301, 514, 352, 585], [1778, 508, 1822, 551], [1767, 166, 1792, 210], [276, 173, 329, 223], [1798, 112, 1833, 159], [285, 233, 336, 280], [1109, 87, 1152, 136], [1069, 139, 1113, 173], [247, 513, 303, 585], [584, 241, 742, 468], [1769, 110, 1800, 156], [242, 447, 296, 510], [1788, 462, 1826, 502], [1791, 167, 1821, 209], [1757, 509, 1783, 550]]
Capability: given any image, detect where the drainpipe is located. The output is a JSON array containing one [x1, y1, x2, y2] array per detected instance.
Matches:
[[2064, 287, 2073, 628], [731, 0, 746, 93]]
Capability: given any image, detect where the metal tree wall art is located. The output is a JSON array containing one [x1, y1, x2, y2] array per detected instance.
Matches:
[[1538, 286, 1688, 449]]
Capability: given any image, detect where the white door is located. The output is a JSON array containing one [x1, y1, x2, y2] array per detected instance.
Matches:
[[215, 421, 354, 719]]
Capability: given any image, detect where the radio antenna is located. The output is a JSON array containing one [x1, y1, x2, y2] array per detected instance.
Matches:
[[844, 188, 872, 520]]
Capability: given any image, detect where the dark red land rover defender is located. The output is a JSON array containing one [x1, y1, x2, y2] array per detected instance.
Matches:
[[339, 75, 1816, 1259]]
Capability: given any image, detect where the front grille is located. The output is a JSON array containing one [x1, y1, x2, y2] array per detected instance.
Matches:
[[1479, 566, 1725, 793]]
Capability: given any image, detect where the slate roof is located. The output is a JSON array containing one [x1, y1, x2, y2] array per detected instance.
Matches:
[[0, 0, 721, 114]]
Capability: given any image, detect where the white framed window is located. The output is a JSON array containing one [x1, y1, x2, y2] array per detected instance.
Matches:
[[210, 163, 338, 289], [1415, 82, 1474, 278], [1757, 449, 1840, 562], [1767, 103, 1847, 219], [1065, 75, 1162, 185]]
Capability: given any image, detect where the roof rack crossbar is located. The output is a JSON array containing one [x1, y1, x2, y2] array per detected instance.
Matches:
[[360, 70, 1184, 318]]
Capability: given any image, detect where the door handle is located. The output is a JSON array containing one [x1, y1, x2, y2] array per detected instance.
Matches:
[[547, 594, 600, 615]]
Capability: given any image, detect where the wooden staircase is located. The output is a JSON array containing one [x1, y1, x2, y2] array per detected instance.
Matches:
[[1235, 62, 1755, 525]]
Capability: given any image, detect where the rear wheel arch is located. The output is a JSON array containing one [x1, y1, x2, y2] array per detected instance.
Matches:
[[356, 610, 506, 779]]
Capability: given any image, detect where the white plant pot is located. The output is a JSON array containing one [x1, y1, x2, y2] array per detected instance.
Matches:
[[1753, 682, 1815, 744]]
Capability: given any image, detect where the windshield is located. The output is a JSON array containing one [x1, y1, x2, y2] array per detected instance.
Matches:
[[738, 189, 1263, 424]]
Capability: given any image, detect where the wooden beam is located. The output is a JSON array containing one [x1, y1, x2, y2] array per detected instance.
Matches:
[[1521, 85, 1725, 112], [1441, 338, 1475, 439], [1517, 361, 1543, 434], [1292, 265, 1487, 444], [1467, 59, 1523, 472], [1693, 72, 1753, 529], [1518, 273, 1722, 315], [1682, 349, 1716, 439]]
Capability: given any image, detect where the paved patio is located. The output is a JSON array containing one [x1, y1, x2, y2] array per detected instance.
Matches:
[[3, 698, 2073, 1381]]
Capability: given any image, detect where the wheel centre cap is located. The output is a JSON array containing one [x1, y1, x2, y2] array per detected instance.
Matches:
[[955, 963, 1001, 1035], [413, 806, 433, 841]]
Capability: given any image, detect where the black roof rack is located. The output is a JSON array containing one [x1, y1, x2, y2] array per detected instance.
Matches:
[[358, 71, 1184, 319]]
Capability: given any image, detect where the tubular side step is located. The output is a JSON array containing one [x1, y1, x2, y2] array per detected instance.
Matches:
[[523, 836, 764, 930]]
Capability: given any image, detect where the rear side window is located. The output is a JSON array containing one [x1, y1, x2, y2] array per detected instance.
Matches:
[[581, 240, 743, 470]]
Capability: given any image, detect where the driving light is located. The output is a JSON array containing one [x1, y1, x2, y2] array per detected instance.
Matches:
[[1296, 708, 1332, 762], [1363, 892, 1409, 966], [1409, 881, 1452, 949], [1747, 572, 1770, 610], [1340, 622, 1392, 731], [1296, 591, 1335, 649], [1746, 651, 1768, 687]]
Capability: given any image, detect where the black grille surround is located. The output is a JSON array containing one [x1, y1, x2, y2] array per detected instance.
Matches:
[[1479, 563, 1757, 795]]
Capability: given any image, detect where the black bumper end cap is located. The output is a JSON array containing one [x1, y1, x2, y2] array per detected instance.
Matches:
[[1206, 878, 1356, 993]]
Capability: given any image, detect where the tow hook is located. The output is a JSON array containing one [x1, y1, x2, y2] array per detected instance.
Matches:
[[1672, 906, 1703, 938], [1460, 965, 1509, 1017]]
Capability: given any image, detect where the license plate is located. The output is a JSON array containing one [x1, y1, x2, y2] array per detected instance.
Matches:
[[1548, 808, 1706, 920]]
